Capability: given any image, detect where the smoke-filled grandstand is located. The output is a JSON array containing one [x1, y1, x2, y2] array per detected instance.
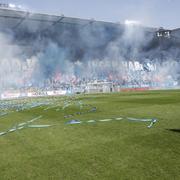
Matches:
[[0, 4, 180, 98]]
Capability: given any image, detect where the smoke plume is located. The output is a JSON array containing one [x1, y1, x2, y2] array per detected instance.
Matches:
[[0, 18, 180, 91]]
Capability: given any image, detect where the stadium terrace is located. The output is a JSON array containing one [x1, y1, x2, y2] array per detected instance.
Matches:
[[0, 5, 180, 99]]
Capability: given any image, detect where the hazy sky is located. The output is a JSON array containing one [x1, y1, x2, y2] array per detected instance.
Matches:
[[1, 0, 180, 29]]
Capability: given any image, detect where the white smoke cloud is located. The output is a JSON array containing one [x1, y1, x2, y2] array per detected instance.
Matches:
[[0, 19, 179, 91], [0, 32, 25, 90]]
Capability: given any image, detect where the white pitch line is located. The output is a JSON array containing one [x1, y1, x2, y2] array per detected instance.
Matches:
[[0, 132, 6, 136], [28, 125, 53, 128], [99, 119, 112, 122], [87, 120, 96, 123], [27, 115, 42, 123], [17, 126, 24, 130], [18, 123, 26, 126], [115, 118, 123, 120], [8, 128, 17, 133], [127, 117, 152, 122]]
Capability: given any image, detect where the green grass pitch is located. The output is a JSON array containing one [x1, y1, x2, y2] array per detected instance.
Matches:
[[0, 90, 180, 180]]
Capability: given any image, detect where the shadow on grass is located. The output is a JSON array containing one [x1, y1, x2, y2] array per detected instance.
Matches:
[[166, 129, 180, 133]]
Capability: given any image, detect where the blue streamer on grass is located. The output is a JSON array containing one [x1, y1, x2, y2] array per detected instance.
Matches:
[[65, 117, 158, 128]]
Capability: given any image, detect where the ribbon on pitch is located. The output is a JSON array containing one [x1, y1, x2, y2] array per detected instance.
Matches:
[[66, 117, 157, 128]]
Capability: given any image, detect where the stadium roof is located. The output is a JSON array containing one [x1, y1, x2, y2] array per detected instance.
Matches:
[[0, 7, 118, 31], [0, 7, 180, 51], [0, 7, 156, 33]]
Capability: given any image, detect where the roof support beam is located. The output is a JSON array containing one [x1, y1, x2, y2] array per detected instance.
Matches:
[[52, 15, 65, 26], [13, 12, 29, 29], [40, 15, 65, 33], [82, 19, 94, 28]]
